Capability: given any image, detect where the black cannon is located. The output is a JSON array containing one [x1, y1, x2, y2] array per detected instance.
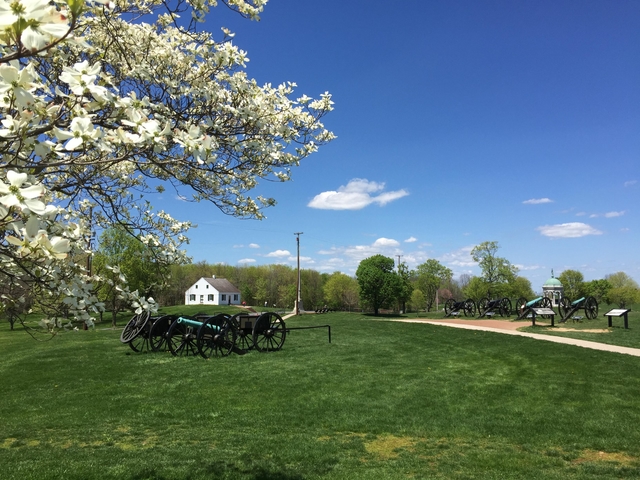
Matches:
[[444, 298, 476, 318], [477, 297, 511, 318], [559, 296, 598, 323]]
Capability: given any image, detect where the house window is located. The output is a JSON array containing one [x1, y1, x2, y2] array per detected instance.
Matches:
[[233, 295, 239, 301], [208, 295, 213, 301], [221, 294, 226, 302], [206, 285, 209, 289], [189, 294, 196, 301], [195, 285, 198, 289]]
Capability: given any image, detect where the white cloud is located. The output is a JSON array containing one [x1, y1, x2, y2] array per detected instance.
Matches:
[[404, 236, 417, 243], [249, 243, 260, 249], [265, 249, 291, 258], [439, 246, 476, 267], [307, 178, 409, 210], [372, 237, 400, 247], [624, 180, 637, 187], [237, 258, 256, 264], [575, 212, 586, 217], [604, 211, 625, 218], [514, 264, 544, 271], [536, 222, 603, 238], [523, 198, 553, 205]]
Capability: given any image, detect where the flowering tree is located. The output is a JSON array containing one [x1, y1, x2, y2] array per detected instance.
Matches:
[[0, 0, 334, 328]]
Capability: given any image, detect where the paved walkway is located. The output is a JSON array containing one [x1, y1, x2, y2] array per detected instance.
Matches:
[[394, 318, 640, 357]]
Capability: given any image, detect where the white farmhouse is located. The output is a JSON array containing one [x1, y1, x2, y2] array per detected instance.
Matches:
[[184, 277, 241, 306]]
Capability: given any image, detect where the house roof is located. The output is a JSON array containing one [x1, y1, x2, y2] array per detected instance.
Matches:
[[203, 277, 240, 293]]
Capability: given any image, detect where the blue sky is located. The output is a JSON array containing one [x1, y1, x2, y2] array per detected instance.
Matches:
[[154, 0, 639, 289]]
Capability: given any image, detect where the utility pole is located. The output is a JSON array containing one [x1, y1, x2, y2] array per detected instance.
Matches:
[[396, 255, 403, 272], [294, 232, 304, 315]]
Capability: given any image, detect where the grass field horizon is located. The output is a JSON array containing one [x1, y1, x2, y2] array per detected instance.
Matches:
[[2, 310, 640, 479]]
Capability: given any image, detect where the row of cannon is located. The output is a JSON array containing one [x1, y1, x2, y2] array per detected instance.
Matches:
[[120, 311, 287, 357], [444, 295, 599, 322]]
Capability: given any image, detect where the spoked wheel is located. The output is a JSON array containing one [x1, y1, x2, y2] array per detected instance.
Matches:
[[166, 319, 199, 357], [539, 297, 553, 319], [253, 312, 286, 352], [444, 298, 456, 316], [559, 297, 571, 317], [230, 313, 255, 352], [584, 296, 599, 319], [500, 298, 512, 317], [464, 299, 476, 317], [120, 311, 151, 344], [197, 314, 235, 358], [478, 298, 488, 316], [516, 297, 527, 315], [129, 325, 150, 352], [235, 328, 254, 352], [149, 315, 176, 352]]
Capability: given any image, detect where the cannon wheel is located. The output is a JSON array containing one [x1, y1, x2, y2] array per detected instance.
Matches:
[[500, 298, 512, 317], [584, 296, 599, 320], [516, 297, 527, 315], [129, 327, 150, 352], [253, 312, 286, 352], [230, 313, 254, 352], [539, 296, 553, 319], [559, 297, 571, 317], [149, 315, 176, 352], [120, 311, 150, 344], [464, 299, 476, 317], [478, 298, 488, 316], [166, 318, 199, 357], [197, 314, 235, 358], [444, 298, 456, 316]]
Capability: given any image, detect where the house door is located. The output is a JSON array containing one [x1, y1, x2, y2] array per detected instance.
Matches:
[[199, 295, 204, 304]]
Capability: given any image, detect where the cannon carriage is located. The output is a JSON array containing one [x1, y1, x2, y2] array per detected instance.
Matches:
[[559, 296, 598, 323], [476, 297, 511, 318], [515, 296, 554, 320], [443, 298, 476, 318]]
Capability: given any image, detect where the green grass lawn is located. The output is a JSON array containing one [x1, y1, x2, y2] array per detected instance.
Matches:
[[1, 312, 640, 479]]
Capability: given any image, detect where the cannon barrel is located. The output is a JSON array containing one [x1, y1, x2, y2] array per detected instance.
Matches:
[[571, 297, 585, 306], [177, 316, 221, 332], [526, 296, 543, 308]]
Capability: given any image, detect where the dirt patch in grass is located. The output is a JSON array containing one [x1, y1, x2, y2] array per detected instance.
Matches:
[[553, 328, 610, 333], [364, 434, 417, 460], [573, 449, 638, 465]]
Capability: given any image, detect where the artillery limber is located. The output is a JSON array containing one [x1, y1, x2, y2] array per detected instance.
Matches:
[[444, 298, 476, 318], [515, 296, 554, 320], [559, 296, 598, 323], [477, 297, 511, 318]]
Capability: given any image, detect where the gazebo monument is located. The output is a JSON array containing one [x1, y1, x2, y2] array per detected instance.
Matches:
[[542, 270, 564, 307]]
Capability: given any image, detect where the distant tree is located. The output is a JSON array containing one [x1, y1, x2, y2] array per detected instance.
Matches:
[[558, 270, 584, 301], [508, 276, 535, 300], [470, 241, 517, 297], [323, 272, 359, 311], [356, 255, 403, 316], [607, 287, 640, 308], [604, 272, 640, 308], [605, 272, 639, 289], [397, 262, 414, 313], [415, 259, 453, 311], [410, 289, 426, 313], [463, 276, 490, 302], [94, 228, 166, 326], [583, 279, 612, 304]]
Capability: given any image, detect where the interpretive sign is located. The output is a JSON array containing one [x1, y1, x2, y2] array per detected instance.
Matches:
[[604, 309, 631, 329]]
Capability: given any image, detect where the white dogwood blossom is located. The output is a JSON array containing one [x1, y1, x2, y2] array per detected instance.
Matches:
[[0, 0, 334, 327]]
